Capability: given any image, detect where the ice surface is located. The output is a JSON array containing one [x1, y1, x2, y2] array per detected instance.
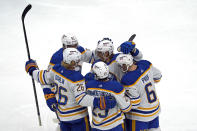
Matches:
[[0, 0, 197, 130]]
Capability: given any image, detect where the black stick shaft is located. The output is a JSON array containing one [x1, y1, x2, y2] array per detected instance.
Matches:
[[22, 4, 42, 126]]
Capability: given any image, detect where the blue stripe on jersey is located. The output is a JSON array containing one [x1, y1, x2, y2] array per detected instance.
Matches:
[[37, 72, 40, 83], [57, 106, 87, 114], [43, 70, 47, 84], [131, 104, 160, 114], [92, 112, 122, 126], [75, 92, 86, 99], [77, 94, 87, 104], [130, 96, 140, 100], [154, 75, 162, 81]]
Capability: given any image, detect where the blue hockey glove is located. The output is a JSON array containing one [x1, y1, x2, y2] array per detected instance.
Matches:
[[25, 59, 38, 76], [120, 41, 136, 54], [93, 96, 117, 110], [43, 88, 57, 112]]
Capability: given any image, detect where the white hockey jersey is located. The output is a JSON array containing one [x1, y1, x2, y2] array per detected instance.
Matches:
[[121, 60, 162, 122], [86, 80, 132, 130], [32, 64, 95, 122]]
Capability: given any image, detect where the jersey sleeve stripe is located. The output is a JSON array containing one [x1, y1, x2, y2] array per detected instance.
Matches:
[[76, 94, 86, 104], [58, 108, 88, 117], [94, 110, 121, 124], [58, 105, 82, 111], [81, 50, 86, 54], [123, 64, 152, 87], [57, 106, 87, 115], [121, 103, 132, 112], [128, 105, 160, 117], [92, 111, 123, 126]]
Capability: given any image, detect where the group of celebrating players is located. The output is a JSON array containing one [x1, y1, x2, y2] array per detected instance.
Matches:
[[25, 34, 162, 131]]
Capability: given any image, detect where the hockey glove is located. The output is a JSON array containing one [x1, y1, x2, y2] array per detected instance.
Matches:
[[120, 41, 136, 54], [43, 88, 57, 112], [25, 59, 38, 76], [93, 96, 117, 110]]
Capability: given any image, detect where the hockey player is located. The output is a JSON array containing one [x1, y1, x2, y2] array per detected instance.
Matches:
[[86, 61, 132, 131], [25, 48, 116, 131], [48, 33, 94, 70], [116, 54, 162, 131], [86, 38, 143, 82]]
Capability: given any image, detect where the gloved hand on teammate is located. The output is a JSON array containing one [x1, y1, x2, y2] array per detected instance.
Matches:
[[43, 88, 57, 112], [120, 41, 136, 54], [25, 59, 38, 76], [93, 96, 117, 110]]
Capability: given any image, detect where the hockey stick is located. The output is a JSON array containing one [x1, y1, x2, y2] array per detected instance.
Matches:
[[128, 34, 136, 41], [117, 34, 136, 52], [22, 4, 42, 126]]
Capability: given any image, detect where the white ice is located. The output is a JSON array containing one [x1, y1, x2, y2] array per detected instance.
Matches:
[[0, 0, 197, 130]]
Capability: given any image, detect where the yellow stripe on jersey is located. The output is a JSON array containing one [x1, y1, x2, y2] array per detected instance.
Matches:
[[123, 64, 152, 87], [84, 116, 90, 131], [109, 60, 116, 65], [132, 120, 136, 131], [49, 63, 55, 66], [58, 108, 88, 117], [58, 105, 82, 111], [137, 100, 159, 111], [121, 104, 132, 113], [128, 105, 160, 117], [39, 70, 45, 85], [81, 50, 87, 55], [154, 79, 161, 83], [87, 88, 125, 95], [122, 123, 125, 131], [76, 94, 86, 103], [51, 68, 85, 83], [131, 99, 141, 105], [93, 110, 122, 125], [101, 113, 124, 127]]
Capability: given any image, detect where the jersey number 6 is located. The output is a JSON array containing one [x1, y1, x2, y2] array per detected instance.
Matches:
[[145, 82, 157, 103]]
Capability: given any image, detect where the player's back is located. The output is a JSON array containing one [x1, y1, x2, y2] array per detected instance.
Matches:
[[121, 60, 162, 122], [51, 64, 88, 122], [86, 80, 128, 130]]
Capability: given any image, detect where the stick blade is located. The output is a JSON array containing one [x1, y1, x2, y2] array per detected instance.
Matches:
[[22, 4, 32, 20], [128, 34, 136, 41]]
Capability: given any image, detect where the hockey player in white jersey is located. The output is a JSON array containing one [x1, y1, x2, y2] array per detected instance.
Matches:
[[86, 61, 132, 131], [86, 37, 143, 82], [116, 54, 162, 131], [48, 33, 94, 70], [25, 48, 116, 131]]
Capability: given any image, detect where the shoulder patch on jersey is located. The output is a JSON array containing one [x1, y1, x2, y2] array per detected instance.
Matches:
[[121, 60, 152, 87], [50, 48, 63, 65], [52, 65, 84, 83]]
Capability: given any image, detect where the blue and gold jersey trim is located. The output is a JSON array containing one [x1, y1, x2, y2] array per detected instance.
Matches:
[[37, 70, 48, 85], [123, 64, 152, 87], [51, 68, 84, 84], [92, 110, 124, 127], [127, 101, 160, 118]]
